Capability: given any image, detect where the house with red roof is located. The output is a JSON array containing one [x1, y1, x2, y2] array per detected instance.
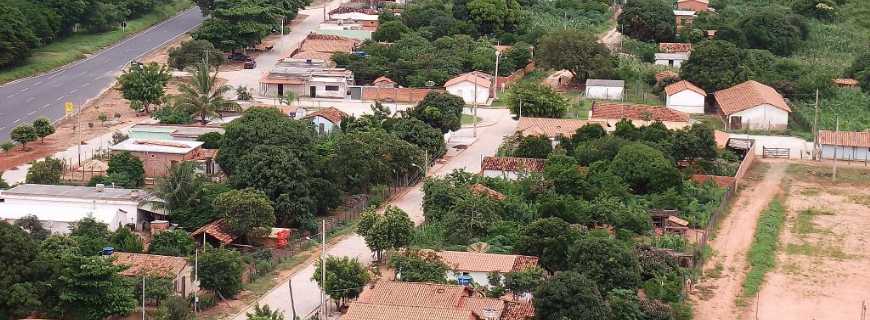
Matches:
[[435, 251, 539, 288], [665, 80, 707, 114], [304, 107, 348, 134], [111, 252, 199, 298], [714, 80, 790, 130], [676, 0, 709, 12], [817, 130, 870, 161], [589, 102, 691, 130], [445, 71, 493, 105]]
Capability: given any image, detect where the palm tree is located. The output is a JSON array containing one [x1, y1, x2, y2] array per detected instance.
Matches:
[[177, 61, 241, 124], [280, 91, 296, 106]]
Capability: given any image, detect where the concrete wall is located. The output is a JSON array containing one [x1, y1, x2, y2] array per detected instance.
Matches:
[[447, 270, 500, 288], [482, 169, 520, 180], [309, 82, 347, 98], [666, 90, 705, 114], [654, 58, 687, 68], [173, 265, 199, 297], [446, 81, 490, 105], [122, 149, 200, 178], [727, 104, 789, 130], [585, 86, 624, 100], [261, 83, 306, 98], [821, 144, 870, 161]]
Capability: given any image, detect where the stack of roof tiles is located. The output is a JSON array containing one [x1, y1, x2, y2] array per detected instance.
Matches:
[[480, 156, 546, 173], [590, 102, 690, 122], [515, 117, 605, 139]]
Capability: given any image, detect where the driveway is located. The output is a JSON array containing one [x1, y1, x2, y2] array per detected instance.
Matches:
[[0, 8, 204, 141], [229, 107, 516, 319]]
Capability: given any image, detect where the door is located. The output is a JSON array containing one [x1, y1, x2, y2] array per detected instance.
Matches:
[[309, 86, 317, 97], [350, 86, 362, 100], [277, 84, 284, 96], [730, 116, 743, 130]]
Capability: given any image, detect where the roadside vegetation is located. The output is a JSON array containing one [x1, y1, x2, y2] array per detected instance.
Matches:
[[739, 199, 786, 305]]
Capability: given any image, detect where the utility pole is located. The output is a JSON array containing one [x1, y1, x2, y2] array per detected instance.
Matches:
[[320, 220, 326, 320], [289, 279, 297, 319], [833, 116, 839, 182], [193, 248, 199, 313], [812, 89, 819, 160], [493, 47, 500, 100], [142, 276, 146, 320], [473, 73, 478, 138]]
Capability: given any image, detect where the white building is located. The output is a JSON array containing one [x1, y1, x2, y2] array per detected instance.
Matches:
[[817, 130, 870, 161], [665, 80, 707, 114], [714, 80, 790, 131], [445, 71, 492, 105], [0, 184, 150, 234], [436, 251, 539, 287], [654, 52, 690, 68], [259, 59, 354, 99], [304, 107, 348, 134], [480, 156, 545, 180], [584, 79, 625, 100]]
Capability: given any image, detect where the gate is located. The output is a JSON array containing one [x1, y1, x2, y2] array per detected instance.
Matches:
[[762, 147, 790, 158]]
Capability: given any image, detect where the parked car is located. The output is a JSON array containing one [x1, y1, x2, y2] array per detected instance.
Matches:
[[243, 59, 257, 69]]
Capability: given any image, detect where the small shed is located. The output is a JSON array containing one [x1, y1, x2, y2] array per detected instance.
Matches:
[[584, 79, 625, 100], [817, 130, 870, 161], [665, 80, 706, 114], [191, 219, 238, 247]]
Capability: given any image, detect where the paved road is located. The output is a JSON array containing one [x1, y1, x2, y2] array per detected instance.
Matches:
[[0, 8, 204, 140]]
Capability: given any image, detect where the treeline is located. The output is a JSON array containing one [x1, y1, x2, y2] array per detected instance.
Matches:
[[0, 0, 176, 68], [191, 0, 311, 53]]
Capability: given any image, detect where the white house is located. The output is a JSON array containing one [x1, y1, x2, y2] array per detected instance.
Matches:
[[665, 80, 707, 114], [436, 251, 539, 287], [445, 71, 492, 105], [112, 252, 199, 297], [0, 184, 149, 234], [584, 79, 625, 100], [654, 52, 690, 68], [817, 130, 870, 161], [714, 80, 791, 130], [480, 156, 545, 180], [304, 107, 348, 134]]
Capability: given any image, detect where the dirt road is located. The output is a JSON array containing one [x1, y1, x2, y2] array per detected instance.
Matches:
[[692, 161, 787, 320]]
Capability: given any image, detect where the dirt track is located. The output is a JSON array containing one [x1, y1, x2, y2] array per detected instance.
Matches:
[[691, 160, 787, 320]]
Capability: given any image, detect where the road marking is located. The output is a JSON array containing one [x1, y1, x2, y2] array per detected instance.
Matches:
[[0, 127, 5, 131], [19, 88, 28, 93], [56, 96, 65, 101], [13, 119, 21, 124], [25, 97, 35, 103], [27, 111, 36, 116], [81, 82, 91, 88], [33, 81, 42, 86], [69, 89, 78, 94], [41, 104, 50, 110]]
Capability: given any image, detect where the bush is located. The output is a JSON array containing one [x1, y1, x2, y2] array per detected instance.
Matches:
[[506, 82, 568, 118], [197, 132, 223, 149], [513, 135, 553, 159], [199, 248, 244, 298], [154, 104, 194, 124], [26, 157, 64, 184], [168, 40, 224, 70], [236, 86, 252, 101]]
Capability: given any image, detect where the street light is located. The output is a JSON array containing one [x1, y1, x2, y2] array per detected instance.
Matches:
[[493, 49, 501, 100]]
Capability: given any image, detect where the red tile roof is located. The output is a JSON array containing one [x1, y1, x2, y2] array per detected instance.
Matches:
[[435, 251, 539, 274], [713, 80, 790, 115], [358, 281, 468, 308], [480, 156, 546, 173], [818, 130, 870, 148], [444, 71, 493, 89], [658, 42, 693, 53], [112, 252, 188, 277], [191, 219, 237, 245], [343, 303, 475, 320], [299, 33, 360, 53], [664, 80, 706, 96], [352, 281, 528, 320], [516, 117, 606, 139], [590, 102, 690, 122], [373, 76, 396, 85], [502, 301, 536, 320], [469, 183, 507, 201], [304, 107, 348, 124], [361, 87, 433, 103]]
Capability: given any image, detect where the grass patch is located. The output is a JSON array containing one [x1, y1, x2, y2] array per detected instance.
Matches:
[[738, 199, 786, 305], [799, 187, 820, 196], [848, 194, 870, 206], [786, 164, 870, 185], [565, 98, 591, 120], [793, 208, 833, 235], [0, 0, 193, 84], [461, 113, 482, 125], [785, 243, 849, 260], [692, 115, 725, 131]]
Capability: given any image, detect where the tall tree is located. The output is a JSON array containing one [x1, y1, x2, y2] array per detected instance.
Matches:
[[0, 3, 37, 68], [110, 227, 144, 253], [106, 151, 146, 188], [55, 254, 137, 320], [167, 40, 225, 70], [32, 118, 55, 143], [617, 0, 675, 42], [513, 134, 553, 158], [388, 252, 450, 283], [515, 217, 581, 272], [25, 157, 63, 184], [739, 11, 804, 56], [506, 82, 568, 118], [10, 124, 38, 150], [0, 221, 40, 319], [384, 117, 447, 159], [213, 188, 276, 238], [610, 143, 682, 194], [357, 206, 414, 261], [177, 61, 240, 124], [149, 230, 197, 257], [69, 217, 111, 256], [14, 214, 50, 241], [118, 62, 171, 113], [313, 256, 371, 309], [218, 107, 317, 175], [534, 271, 610, 320], [535, 30, 614, 83], [679, 40, 750, 91], [408, 91, 465, 133], [568, 237, 642, 293], [198, 247, 244, 298]]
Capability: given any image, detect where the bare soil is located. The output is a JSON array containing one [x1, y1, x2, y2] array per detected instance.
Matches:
[[691, 160, 788, 320], [747, 164, 870, 320]]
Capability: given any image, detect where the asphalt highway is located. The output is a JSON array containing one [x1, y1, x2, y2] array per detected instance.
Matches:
[[0, 8, 204, 140]]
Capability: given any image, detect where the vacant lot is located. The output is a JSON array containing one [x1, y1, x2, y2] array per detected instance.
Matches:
[[749, 164, 870, 319]]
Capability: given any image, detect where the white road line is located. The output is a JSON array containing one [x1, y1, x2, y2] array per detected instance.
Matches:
[[0, 127, 5, 131], [27, 111, 36, 116], [13, 119, 21, 123], [81, 82, 91, 88], [33, 81, 42, 86], [25, 97, 35, 103], [69, 89, 78, 94], [56, 96, 65, 101], [19, 88, 28, 93], [41, 104, 50, 109]]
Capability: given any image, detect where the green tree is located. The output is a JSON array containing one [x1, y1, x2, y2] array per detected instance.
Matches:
[[218, 107, 317, 174], [372, 20, 410, 42], [197, 132, 223, 149], [442, 193, 501, 244], [55, 254, 137, 320], [607, 289, 645, 320], [107, 151, 146, 188], [25, 157, 63, 184], [14, 214, 50, 241], [534, 271, 610, 320], [504, 266, 545, 298], [153, 162, 226, 229], [330, 130, 423, 193], [149, 230, 196, 257], [466, 0, 520, 35], [535, 29, 615, 83], [408, 91, 465, 133], [568, 237, 642, 293], [739, 11, 804, 56], [177, 61, 240, 124], [357, 206, 414, 261], [617, 0, 675, 42], [791, 0, 836, 20], [154, 296, 194, 320], [246, 304, 284, 320], [515, 217, 581, 272], [385, 117, 447, 159], [313, 256, 371, 309], [670, 123, 717, 161], [0, 4, 37, 68], [32, 118, 55, 143], [118, 62, 171, 113], [214, 188, 275, 238], [506, 82, 568, 118], [1, 141, 14, 153], [0, 221, 40, 319], [613, 119, 640, 141], [230, 145, 313, 202], [10, 124, 38, 150], [389, 253, 449, 283], [574, 136, 630, 165], [135, 274, 174, 306], [70, 217, 111, 255], [198, 247, 244, 298], [192, 0, 276, 52], [110, 227, 144, 253], [680, 40, 749, 91], [610, 143, 682, 194], [513, 134, 553, 158], [168, 39, 225, 70]]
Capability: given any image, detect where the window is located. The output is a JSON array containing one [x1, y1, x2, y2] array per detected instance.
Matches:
[[325, 85, 340, 91]]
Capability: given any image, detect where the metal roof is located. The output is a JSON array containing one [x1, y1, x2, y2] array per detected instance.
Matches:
[[585, 79, 625, 87], [1, 184, 146, 202]]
